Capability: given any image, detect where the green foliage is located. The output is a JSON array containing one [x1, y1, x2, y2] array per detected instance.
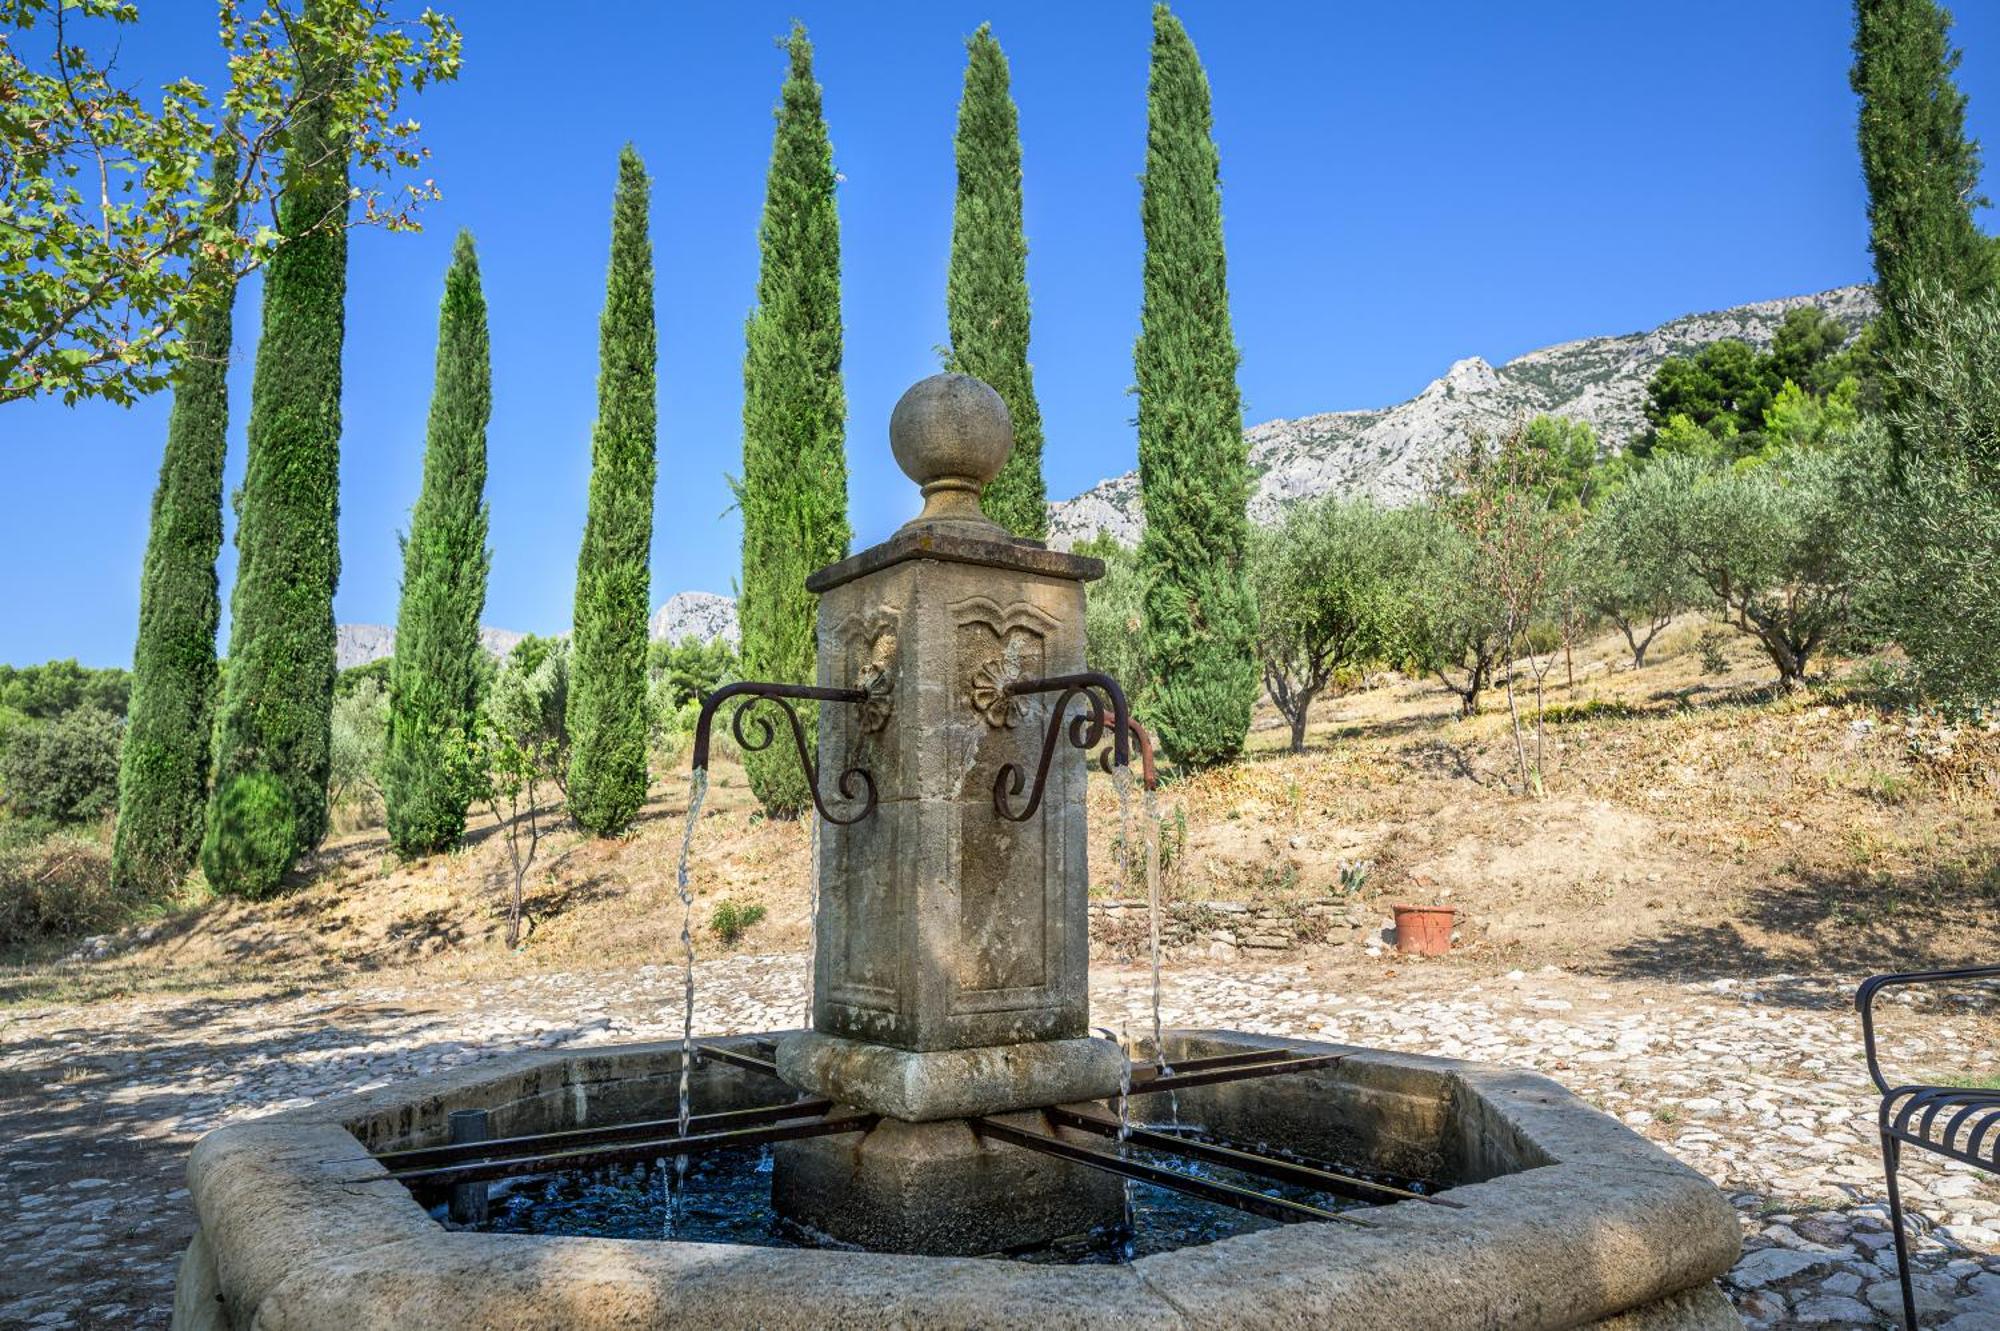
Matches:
[[336, 656, 393, 697], [0, 830, 134, 950], [946, 24, 1045, 539], [329, 675, 388, 823], [708, 898, 767, 947], [1864, 284, 2000, 704], [1397, 506, 1500, 714], [1852, 0, 1995, 398], [1250, 498, 1403, 751], [1637, 308, 1862, 462], [1768, 306, 1857, 395], [566, 148, 657, 837], [0, 660, 130, 721], [737, 24, 849, 815], [1518, 415, 1603, 508], [1, 0, 460, 407], [201, 770, 297, 899], [1133, 6, 1257, 771], [1075, 533, 1150, 705], [202, 11, 351, 895], [0, 706, 122, 824], [487, 639, 570, 792], [1640, 449, 1863, 689], [1762, 377, 1861, 454], [1574, 466, 1698, 667], [1640, 339, 1776, 456], [111, 146, 233, 894], [647, 635, 740, 712], [384, 231, 492, 856]]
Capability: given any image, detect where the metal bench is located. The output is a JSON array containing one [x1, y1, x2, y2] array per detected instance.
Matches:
[[1858, 963, 2000, 1331]]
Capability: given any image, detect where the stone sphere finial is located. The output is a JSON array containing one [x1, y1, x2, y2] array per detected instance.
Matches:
[[890, 373, 1013, 531]]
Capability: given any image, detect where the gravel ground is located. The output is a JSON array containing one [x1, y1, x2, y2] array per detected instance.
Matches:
[[2, 956, 1996, 1329]]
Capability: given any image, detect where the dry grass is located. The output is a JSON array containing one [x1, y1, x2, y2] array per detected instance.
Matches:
[[7, 615, 1995, 1008]]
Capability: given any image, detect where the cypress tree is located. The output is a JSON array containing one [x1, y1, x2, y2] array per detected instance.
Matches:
[[201, 10, 351, 897], [1133, 5, 1258, 771], [946, 23, 1046, 540], [112, 139, 240, 896], [383, 231, 492, 856], [737, 23, 848, 817], [1852, 0, 1994, 361], [566, 146, 657, 836]]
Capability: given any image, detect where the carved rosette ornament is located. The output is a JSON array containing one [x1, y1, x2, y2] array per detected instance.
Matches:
[[968, 659, 1027, 728]]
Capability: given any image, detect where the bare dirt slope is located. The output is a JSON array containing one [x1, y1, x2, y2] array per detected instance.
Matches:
[[6, 619, 1994, 1008]]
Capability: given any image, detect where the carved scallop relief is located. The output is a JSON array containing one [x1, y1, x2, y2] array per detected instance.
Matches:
[[835, 609, 899, 734]]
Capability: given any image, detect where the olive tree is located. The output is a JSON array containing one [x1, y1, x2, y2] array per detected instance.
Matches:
[[1250, 498, 1402, 752], [1574, 469, 1699, 669], [1398, 506, 1503, 717], [1645, 451, 1861, 690], [1866, 283, 2000, 704]]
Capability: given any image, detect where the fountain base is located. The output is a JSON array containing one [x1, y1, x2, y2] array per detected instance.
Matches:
[[775, 1030, 1126, 1121], [769, 1108, 1125, 1255], [169, 1031, 1743, 1330]]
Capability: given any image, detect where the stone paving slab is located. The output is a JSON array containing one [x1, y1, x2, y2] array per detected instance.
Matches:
[[1, 956, 1995, 1329]]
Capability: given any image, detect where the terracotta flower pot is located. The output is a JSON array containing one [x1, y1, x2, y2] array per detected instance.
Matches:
[[1391, 904, 1457, 957]]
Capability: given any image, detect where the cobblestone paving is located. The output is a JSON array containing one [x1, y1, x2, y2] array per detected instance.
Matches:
[[2, 957, 1995, 1329]]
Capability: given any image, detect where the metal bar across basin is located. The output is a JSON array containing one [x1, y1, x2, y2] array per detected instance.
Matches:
[[1046, 1105, 1460, 1209], [1123, 1051, 1350, 1096], [698, 1042, 785, 1078], [370, 1111, 876, 1190], [1128, 1048, 1300, 1082], [968, 1116, 1371, 1228], [374, 1096, 835, 1172]]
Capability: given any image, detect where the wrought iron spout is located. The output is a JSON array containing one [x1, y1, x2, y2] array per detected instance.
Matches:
[[1095, 709, 1158, 791], [690, 681, 879, 826], [993, 671, 1132, 822]]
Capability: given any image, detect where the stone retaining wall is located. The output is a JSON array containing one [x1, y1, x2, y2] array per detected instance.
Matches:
[[1088, 897, 1377, 960]]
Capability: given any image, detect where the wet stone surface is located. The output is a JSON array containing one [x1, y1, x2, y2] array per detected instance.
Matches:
[[1, 956, 1995, 1328]]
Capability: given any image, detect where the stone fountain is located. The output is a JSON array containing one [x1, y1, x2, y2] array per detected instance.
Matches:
[[170, 375, 1744, 1329]]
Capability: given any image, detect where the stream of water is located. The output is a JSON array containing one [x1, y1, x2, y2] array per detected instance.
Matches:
[[670, 766, 711, 1231], [1140, 780, 1169, 1077], [804, 810, 820, 1028]]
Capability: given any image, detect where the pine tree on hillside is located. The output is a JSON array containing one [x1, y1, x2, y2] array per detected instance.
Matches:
[[737, 23, 849, 817], [201, 12, 351, 898], [947, 23, 1046, 540], [113, 140, 241, 896], [1852, 0, 1995, 374], [1133, 5, 1258, 771], [384, 231, 492, 856], [566, 146, 658, 836]]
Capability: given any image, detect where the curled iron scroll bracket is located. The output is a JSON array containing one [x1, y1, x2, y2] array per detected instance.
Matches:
[[690, 681, 878, 826], [993, 671, 1132, 822]]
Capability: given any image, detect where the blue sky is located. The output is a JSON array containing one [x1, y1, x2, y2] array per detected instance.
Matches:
[[6, 1, 1997, 667]]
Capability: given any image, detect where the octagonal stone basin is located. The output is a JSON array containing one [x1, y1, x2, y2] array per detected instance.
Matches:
[[170, 1031, 1742, 1330]]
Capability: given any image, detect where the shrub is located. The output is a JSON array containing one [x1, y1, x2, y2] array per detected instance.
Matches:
[[0, 706, 122, 824], [0, 830, 132, 949], [200, 771, 298, 900], [1697, 629, 1733, 676], [709, 898, 767, 947]]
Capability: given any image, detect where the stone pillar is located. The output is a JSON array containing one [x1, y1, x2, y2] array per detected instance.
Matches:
[[771, 374, 1126, 1255], [774, 374, 1125, 1122]]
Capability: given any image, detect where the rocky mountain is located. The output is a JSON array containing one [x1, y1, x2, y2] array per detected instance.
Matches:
[[334, 624, 529, 671], [648, 591, 740, 647], [336, 592, 741, 670], [1046, 284, 1877, 548]]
